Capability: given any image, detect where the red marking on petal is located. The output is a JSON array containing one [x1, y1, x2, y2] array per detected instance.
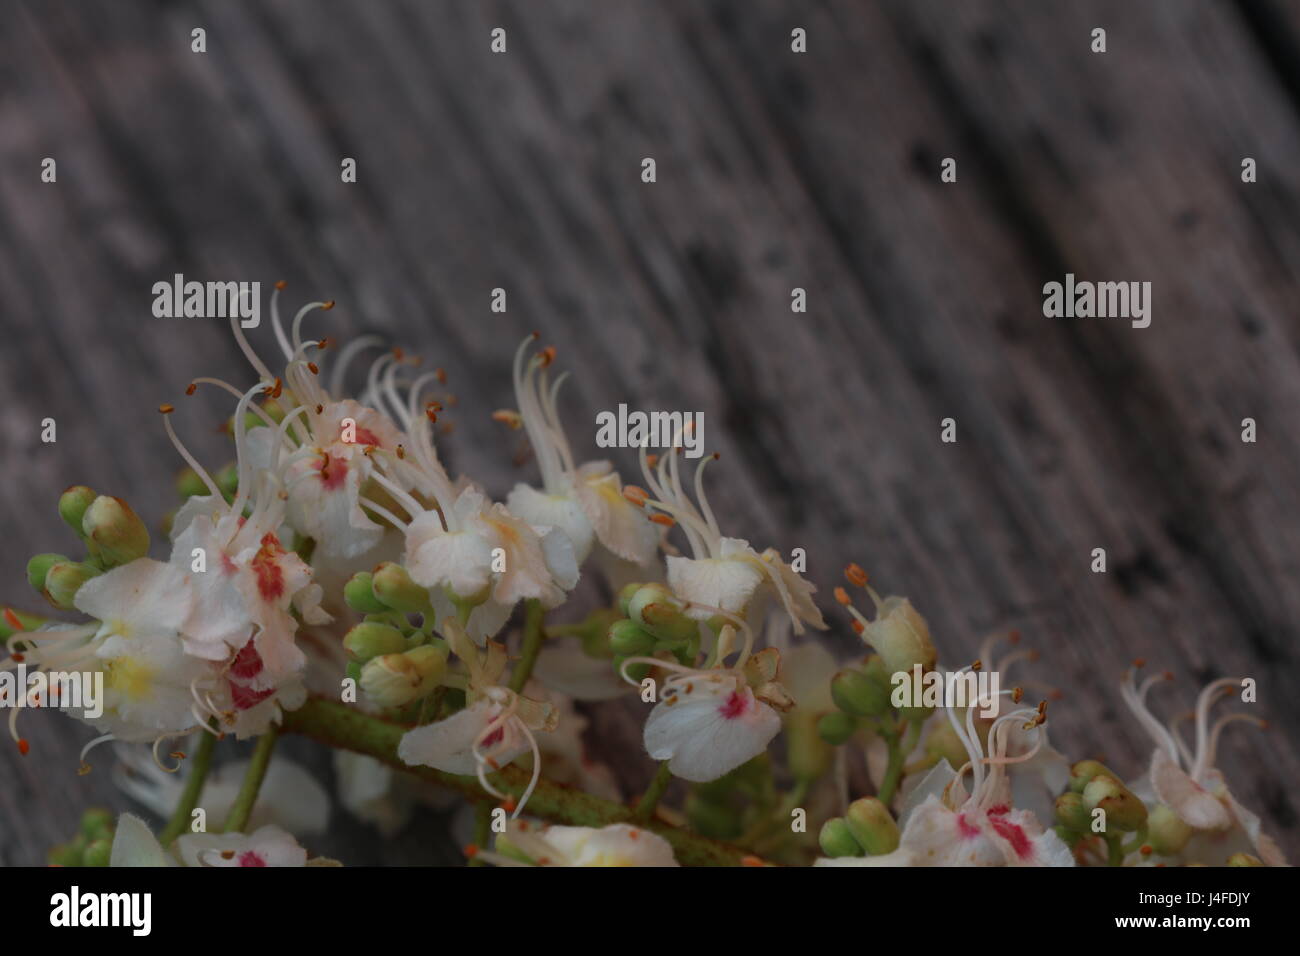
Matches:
[[956, 813, 981, 839], [251, 534, 286, 602], [481, 726, 505, 748], [718, 690, 749, 720], [230, 681, 274, 711], [312, 453, 348, 491], [986, 804, 1010, 816], [989, 815, 1034, 859], [229, 642, 264, 680], [220, 551, 239, 575], [354, 426, 382, 446], [238, 851, 267, 867]]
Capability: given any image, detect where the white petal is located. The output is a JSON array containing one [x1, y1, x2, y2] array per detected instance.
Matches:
[[75, 559, 192, 638], [507, 483, 595, 565], [666, 555, 763, 619], [541, 824, 679, 867], [110, 813, 174, 867], [397, 699, 527, 775], [573, 465, 660, 566], [642, 678, 779, 782], [1150, 748, 1232, 831]]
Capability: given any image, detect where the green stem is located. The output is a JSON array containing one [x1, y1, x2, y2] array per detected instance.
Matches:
[[467, 801, 492, 867], [280, 697, 753, 866], [159, 727, 218, 844], [221, 726, 279, 833], [876, 723, 905, 807], [633, 761, 673, 824], [509, 599, 545, 693]]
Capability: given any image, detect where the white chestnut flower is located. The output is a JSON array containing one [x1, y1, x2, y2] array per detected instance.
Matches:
[[470, 820, 678, 867]]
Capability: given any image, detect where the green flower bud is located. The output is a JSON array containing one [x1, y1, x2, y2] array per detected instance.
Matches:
[[616, 582, 644, 618], [359, 646, 445, 707], [58, 486, 96, 537], [83, 838, 112, 867], [861, 596, 937, 679], [175, 468, 209, 502], [628, 583, 697, 643], [82, 496, 150, 568], [1069, 759, 1116, 793], [1147, 803, 1193, 856], [1082, 775, 1148, 832], [844, 797, 901, 855], [1055, 792, 1091, 832], [80, 808, 115, 839], [371, 562, 432, 613], [344, 572, 390, 614], [925, 720, 969, 770], [343, 621, 408, 663], [43, 561, 101, 610], [817, 709, 858, 745], [831, 667, 891, 718], [1227, 853, 1263, 867], [27, 553, 68, 595], [818, 818, 863, 858], [608, 619, 656, 657]]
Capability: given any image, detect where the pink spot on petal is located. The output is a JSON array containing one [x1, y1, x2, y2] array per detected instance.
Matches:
[[354, 426, 382, 446], [251, 533, 287, 602], [989, 815, 1034, 859], [481, 726, 505, 748], [312, 453, 348, 491], [718, 691, 749, 720], [229, 642, 264, 681], [230, 681, 274, 711], [238, 851, 267, 867], [956, 813, 981, 839]]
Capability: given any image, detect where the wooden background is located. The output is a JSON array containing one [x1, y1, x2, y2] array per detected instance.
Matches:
[[2, 0, 1298, 865]]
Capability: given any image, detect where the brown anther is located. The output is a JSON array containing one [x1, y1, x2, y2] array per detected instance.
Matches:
[[317, 337, 332, 350], [77, 762, 91, 776], [396, 445, 406, 460], [159, 403, 175, 414], [851, 620, 865, 635], [170, 751, 185, 761], [10, 653, 23, 663], [972, 660, 983, 672], [1038, 700, 1048, 714], [425, 407, 438, 424], [185, 383, 197, 396], [463, 844, 479, 858], [645, 454, 659, 468], [1011, 686, 1024, 703], [221, 850, 236, 860], [1140, 845, 1153, 856], [502, 798, 517, 813], [844, 563, 869, 588], [315, 404, 324, 414], [17, 739, 29, 756], [833, 586, 851, 606], [530, 330, 540, 341], [274, 280, 287, 290], [1133, 658, 1146, 668], [307, 362, 319, 375], [435, 367, 447, 384], [538, 346, 557, 367], [321, 300, 335, 311], [492, 409, 523, 429], [649, 514, 675, 527], [622, 485, 649, 507]]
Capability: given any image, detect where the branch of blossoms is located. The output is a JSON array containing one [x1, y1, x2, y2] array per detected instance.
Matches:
[[4, 288, 1287, 869]]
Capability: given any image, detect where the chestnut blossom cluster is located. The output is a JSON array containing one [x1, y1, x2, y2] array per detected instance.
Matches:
[[3, 290, 1287, 868]]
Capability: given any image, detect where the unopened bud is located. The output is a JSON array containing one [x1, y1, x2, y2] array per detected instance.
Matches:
[[44, 561, 101, 610], [1081, 775, 1148, 832], [360, 646, 445, 707], [1055, 792, 1090, 832], [608, 619, 656, 657], [343, 622, 407, 663], [344, 572, 389, 614], [58, 486, 96, 537], [26, 553, 68, 595], [83, 838, 112, 867], [818, 818, 862, 858], [817, 709, 857, 746], [82, 496, 150, 568], [844, 797, 900, 855], [616, 582, 644, 618], [860, 596, 937, 678], [831, 667, 891, 718], [628, 583, 697, 643], [371, 562, 432, 613], [1147, 803, 1193, 856], [1069, 759, 1116, 794]]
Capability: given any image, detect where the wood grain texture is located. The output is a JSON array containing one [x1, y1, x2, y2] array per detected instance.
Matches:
[[0, 0, 1296, 865]]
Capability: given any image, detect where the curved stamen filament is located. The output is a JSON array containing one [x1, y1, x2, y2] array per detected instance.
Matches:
[[330, 335, 386, 400], [1192, 678, 1242, 780]]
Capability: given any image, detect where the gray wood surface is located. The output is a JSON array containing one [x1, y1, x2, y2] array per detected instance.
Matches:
[[1, 0, 1297, 865]]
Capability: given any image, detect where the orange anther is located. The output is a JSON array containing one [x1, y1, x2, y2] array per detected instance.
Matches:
[[649, 514, 675, 527], [185, 383, 197, 396], [833, 587, 851, 606], [159, 403, 175, 414], [307, 362, 319, 375], [844, 563, 869, 588], [17, 739, 29, 756], [321, 300, 336, 311], [274, 280, 287, 290]]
